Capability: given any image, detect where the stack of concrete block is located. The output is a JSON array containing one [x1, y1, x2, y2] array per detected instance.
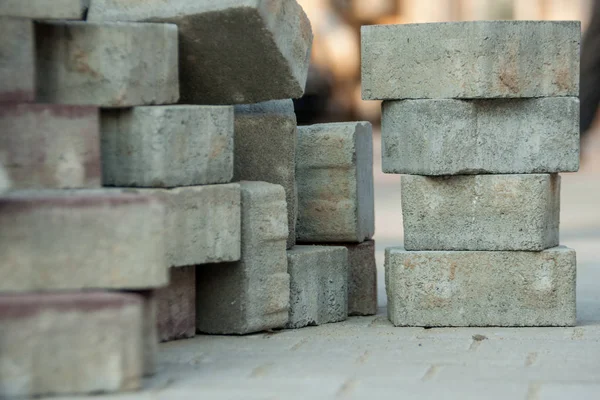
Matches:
[[361, 21, 580, 327]]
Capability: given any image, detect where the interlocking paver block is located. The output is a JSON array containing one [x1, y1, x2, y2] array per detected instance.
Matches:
[[156, 266, 196, 342], [361, 21, 580, 100], [0, 18, 34, 102], [0, 0, 85, 19], [0, 104, 100, 189], [0, 291, 144, 397], [385, 246, 577, 327], [234, 100, 297, 248], [382, 98, 580, 175], [102, 105, 234, 187], [0, 190, 168, 292], [88, 0, 313, 104], [402, 174, 560, 251], [35, 21, 179, 107], [345, 240, 377, 316], [196, 181, 290, 335], [297, 122, 374, 243]]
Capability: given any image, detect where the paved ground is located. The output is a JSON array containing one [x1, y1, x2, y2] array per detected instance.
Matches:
[[58, 132, 600, 400]]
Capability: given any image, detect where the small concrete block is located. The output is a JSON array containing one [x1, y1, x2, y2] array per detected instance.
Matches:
[[385, 246, 577, 327], [0, 104, 101, 189], [196, 181, 290, 335], [88, 0, 313, 104], [345, 240, 377, 316], [286, 246, 348, 329], [0, 18, 34, 103], [361, 21, 580, 100], [402, 174, 560, 251], [297, 122, 374, 243], [35, 21, 179, 107], [156, 266, 196, 342], [234, 100, 297, 248], [0, 291, 144, 397], [382, 98, 580, 175], [0, 190, 168, 292], [0, 0, 85, 19], [136, 291, 158, 377]]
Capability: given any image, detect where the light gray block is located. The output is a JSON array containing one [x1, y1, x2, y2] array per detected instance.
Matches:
[[361, 21, 580, 100], [297, 122, 374, 243], [0, 190, 168, 292], [286, 246, 348, 329], [345, 240, 377, 316], [196, 181, 290, 335], [102, 106, 234, 187], [234, 100, 297, 248], [87, 0, 313, 104], [0, 0, 85, 19], [0, 291, 144, 397], [0, 104, 101, 189], [0, 18, 34, 103], [385, 246, 577, 327], [382, 98, 580, 175], [402, 174, 560, 251], [35, 21, 179, 107]]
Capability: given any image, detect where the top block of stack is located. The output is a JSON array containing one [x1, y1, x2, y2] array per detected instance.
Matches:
[[361, 21, 580, 100]]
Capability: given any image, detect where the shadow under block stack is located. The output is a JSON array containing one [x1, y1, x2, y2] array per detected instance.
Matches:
[[361, 20, 580, 327]]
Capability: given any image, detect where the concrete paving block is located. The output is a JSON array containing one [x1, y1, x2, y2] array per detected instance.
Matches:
[[0, 104, 101, 189], [0, 0, 85, 19], [361, 21, 580, 100], [87, 0, 313, 104], [385, 246, 577, 327], [402, 174, 560, 251], [196, 181, 290, 335], [286, 246, 348, 328], [0, 18, 34, 103], [382, 98, 580, 175], [0, 190, 168, 292], [234, 100, 297, 248], [297, 122, 374, 243], [35, 21, 179, 107], [156, 266, 196, 342], [0, 291, 144, 397], [345, 240, 378, 316], [135, 291, 158, 377]]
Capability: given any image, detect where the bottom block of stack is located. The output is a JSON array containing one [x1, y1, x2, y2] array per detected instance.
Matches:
[[156, 266, 196, 342], [385, 246, 576, 327]]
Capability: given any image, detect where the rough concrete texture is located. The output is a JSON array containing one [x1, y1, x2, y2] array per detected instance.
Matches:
[[0, 104, 101, 189], [361, 21, 580, 100], [35, 21, 179, 107], [0, 0, 85, 19], [88, 0, 313, 104], [402, 174, 560, 251], [0, 291, 144, 397], [0, 190, 168, 292], [196, 181, 290, 335], [286, 246, 348, 328], [156, 266, 196, 342], [124, 184, 241, 267], [385, 246, 577, 327], [345, 240, 378, 316], [102, 106, 234, 188], [234, 100, 297, 249], [297, 122, 375, 243], [0, 17, 34, 103], [382, 97, 580, 175], [135, 291, 158, 377]]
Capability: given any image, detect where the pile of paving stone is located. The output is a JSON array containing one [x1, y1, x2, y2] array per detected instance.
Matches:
[[361, 20, 580, 327], [0, 0, 376, 397]]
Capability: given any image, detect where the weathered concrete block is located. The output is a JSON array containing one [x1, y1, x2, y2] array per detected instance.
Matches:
[[297, 122, 374, 243], [286, 246, 348, 328], [124, 184, 241, 267], [0, 0, 85, 19], [345, 240, 377, 316], [361, 21, 580, 100], [0, 18, 34, 102], [234, 100, 297, 248], [102, 106, 234, 187], [382, 98, 580, 175], [35, 21, 179, 107], [156, 266, 196, 342], [88, 0, 313, 104], [0, 104, 101, 189], [0, 291, 144, 397], [196, 181, 289, 335], [135, 291, 158, 377], [402, 174, 560, 251], [0, 190, 168, 292], [385, 246, 577, 327]]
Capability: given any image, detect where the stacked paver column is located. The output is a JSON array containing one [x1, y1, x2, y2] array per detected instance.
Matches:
[[361, 21, 580, 327]]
